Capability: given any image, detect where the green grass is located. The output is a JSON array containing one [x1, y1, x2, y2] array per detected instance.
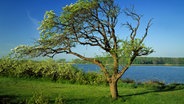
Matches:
[[0, 76, 184, 104]]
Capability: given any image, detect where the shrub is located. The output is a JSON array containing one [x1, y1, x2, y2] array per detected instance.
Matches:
[[143, 80, 165, 90], [121, 78, 135, 84], [0, 57, 17, 76], [55, 96, 64, 104], [27, 92, 49, 104], [0, 57, 106, 85], [165, 83, 184, 90]]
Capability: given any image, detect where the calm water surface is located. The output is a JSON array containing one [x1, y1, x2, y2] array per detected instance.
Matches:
[[74, 64, 184, 84]]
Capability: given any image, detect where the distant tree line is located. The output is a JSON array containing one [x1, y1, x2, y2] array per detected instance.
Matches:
[[71, 57, 184, 65], [133, 57, 184, 65]]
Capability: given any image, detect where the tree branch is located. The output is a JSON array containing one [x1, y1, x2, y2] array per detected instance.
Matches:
[[140, 19, 153, 44], [67, 50, 110, 80]]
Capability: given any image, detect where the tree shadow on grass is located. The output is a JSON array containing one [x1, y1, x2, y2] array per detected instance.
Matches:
[[120, 83, 184, 98], [0, 95, 20, 104], [64, 98, 87, 104]]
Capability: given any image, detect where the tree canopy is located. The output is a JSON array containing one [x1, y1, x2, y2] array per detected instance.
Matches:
[[12, 0, 153, 99]]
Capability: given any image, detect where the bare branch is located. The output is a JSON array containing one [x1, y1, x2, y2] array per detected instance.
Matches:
[[124, 8, 142, 41], [140, 19, 153, 45], [124, 7, 142, 21]]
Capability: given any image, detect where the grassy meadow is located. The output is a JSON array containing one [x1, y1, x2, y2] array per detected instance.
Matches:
[[0, 58, 184, 104], [0, 76, 184, 104]]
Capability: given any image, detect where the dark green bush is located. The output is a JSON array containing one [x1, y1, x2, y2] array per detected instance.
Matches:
[[121, 78, 135, 84], [164, 83, 184, 90], [143, 80, 165, 90]]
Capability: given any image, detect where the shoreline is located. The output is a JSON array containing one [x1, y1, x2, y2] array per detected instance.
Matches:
[[132, 64, 184, 66], [70, 63, 184, 66]]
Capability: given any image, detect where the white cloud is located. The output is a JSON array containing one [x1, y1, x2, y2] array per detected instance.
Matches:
[[26, 11, 40, 39], [26, 11, 40, 28]]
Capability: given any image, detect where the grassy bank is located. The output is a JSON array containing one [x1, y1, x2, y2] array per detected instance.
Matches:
[[0, 76, 184, 104]]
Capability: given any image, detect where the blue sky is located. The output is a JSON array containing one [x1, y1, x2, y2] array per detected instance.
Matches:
[[0, 0, 184, 60]]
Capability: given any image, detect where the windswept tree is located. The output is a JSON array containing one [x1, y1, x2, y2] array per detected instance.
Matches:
[[12, 0, 153, 99]]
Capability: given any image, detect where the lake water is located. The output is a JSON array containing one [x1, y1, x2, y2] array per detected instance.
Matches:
[[74, 64, 184, 84]]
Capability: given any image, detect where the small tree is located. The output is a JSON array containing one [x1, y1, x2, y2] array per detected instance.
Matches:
[[12, 0, 153, 99]]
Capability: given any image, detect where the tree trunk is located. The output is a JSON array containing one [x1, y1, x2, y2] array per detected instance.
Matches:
[[109, 78, 118, 99]]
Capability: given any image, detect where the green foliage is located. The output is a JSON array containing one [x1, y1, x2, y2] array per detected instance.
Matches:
[[0, 57, 106, 85], [62, 0, 98, 18], [143, 80, 165, 90], [27, 92, 49, 104], [54, 96, 64, 104], [11, 45, 41, 58], [119, 39, 153, 65], [133, 57, 184, 65]]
